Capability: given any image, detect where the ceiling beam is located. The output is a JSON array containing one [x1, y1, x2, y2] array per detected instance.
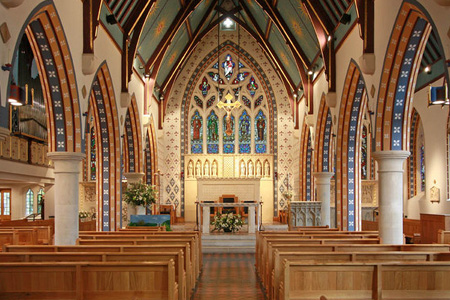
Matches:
[[121, 0, 156, 93], [354, 0, 374, 54], [82, 0, 103, 54], [144, 0, 202, 73]]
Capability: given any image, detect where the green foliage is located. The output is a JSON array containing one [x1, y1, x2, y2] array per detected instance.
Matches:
[[123, 182, 156, 207], [79, 211, 90, 219], [211, 212, 243, 233]]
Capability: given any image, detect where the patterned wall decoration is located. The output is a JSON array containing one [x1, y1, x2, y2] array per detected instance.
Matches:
[[314, 95, 333, 173], [164, 29, 293, 218], [123, 96, 143, 173], [299, 122, 313, 201], [89, 63, 121, 231], [375, 2, 432, 151], [22, 3, 82, 153], [407, 108, 421, 198], [336, 60, 368, 231], [145, 115, 158, 186]]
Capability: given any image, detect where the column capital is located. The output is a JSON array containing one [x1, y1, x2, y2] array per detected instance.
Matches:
[[124, 172, 145, 183], [47, 152, 85, 174], [312, 172, 334, 183], [372, 151, 410, 173], [372, 150, 410, 161], [0, 127, 10, 141]]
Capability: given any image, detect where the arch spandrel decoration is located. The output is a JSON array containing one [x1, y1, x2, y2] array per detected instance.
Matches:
[[299, 122, 313, 202], [14, 3, 82, 153], [375, 2, 434, 152], [336, 60, 368, 231], [89, 63, 121, 231], [123, 96, 143, 174]]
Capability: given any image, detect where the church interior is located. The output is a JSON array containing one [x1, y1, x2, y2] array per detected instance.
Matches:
[[0, 0, 450, 299]]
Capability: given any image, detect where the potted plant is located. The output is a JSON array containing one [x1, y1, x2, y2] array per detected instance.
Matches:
[[123, 182, 156, 215], [211, 212, 244, 233]]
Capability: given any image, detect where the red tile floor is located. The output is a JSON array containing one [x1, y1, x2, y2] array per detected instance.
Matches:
[[191, 253, 266, 300]]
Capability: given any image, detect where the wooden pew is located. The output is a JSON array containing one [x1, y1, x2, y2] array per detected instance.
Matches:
[[123, 226, 166, 231], [279, 261, 450, 300], [76, 237, 200, 281], [0, 251, 187, 300], [0, 261, 178, 300], [3, 244, 195, 294], [271, 251, 450, 300], [260, 241, 448, 291], [0, 231, 15, 249], [0, 226, 52, 244]]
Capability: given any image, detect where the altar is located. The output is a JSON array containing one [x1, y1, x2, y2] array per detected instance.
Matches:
[[198, 202, 260, 234]]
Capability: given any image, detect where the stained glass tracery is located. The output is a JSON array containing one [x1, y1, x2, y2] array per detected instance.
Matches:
[[199, 76, 210, 96], [255, 95, 263, 108], [206, 96, 216, 109], [223, 114, 235, 154], [361, 126, 368, 180], [191, 111, 203, 153], [90, 125, 96, 181], [222, 54, 235, 80], [194, 96, 203, 108], [247, 76, 258, 96], [242, 96, 251, 108]]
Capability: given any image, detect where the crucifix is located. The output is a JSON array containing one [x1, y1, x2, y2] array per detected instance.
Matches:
[[217, 92, 241, 136]]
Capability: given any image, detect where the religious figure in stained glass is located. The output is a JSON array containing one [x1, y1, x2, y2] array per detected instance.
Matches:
[[255, 110, 267, 153], [191, 111, 203, 153], [223, 113, 235, 153], [90, 125, 96, 181], [208, 72, 224, 84], [247, 76, 258, 96], [232, 72, 250, 84], [207, 111, 219, 154], [420, 144, 425, 191], [361, 126, 368, 180], [199, 76, 210, 97], [222, 54, 235, 80], [239, 110, 251, 153]]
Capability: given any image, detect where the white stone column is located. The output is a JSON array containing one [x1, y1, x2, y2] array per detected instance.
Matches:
[[47, 152, 85, 245], [124, 172, 145, 219], [372, 151, 410, 244], [202, 206, 210, 233], [313, 172, 334, 227], [248, 205, 256, 233]]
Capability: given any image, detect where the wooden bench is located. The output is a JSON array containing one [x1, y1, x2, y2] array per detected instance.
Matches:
[[260, 241, 448, 291], [124, 225, 167, 231], [3, 243, 195, 294], [76, 237, 200, 281], [0, 226, 52, 244], [271, 251, 450, 300], [0, 261, 178, 300], [279, 261, 450, 300], [0, 251, 187, 300]]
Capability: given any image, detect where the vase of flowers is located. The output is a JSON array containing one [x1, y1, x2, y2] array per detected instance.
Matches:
[[123, 182, 156, 216], [211, 212, 244, 233]]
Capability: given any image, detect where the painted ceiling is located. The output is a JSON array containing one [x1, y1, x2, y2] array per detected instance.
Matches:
[[101, 0, 444, 97]]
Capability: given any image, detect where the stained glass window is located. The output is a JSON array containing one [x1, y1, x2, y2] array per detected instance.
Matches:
[[247, 76, 258, 96], [194, 96, 203, 108], [255, 110, 267, 153], [37, 188, 44, 214], [254, 95, 263, 108], [239, 110, 251, 153], [207, 110, 219, 154], [420, 144, 425, 191], [361, 126, 368, 180], [191, 111, 203, 153], [26, 189, 34, 216], [90, 125, 96, 181], [198, 76, 210, 96], [242, 96, 251, 108], [206, 96, 216, 109], [223, 114, 235, 153]]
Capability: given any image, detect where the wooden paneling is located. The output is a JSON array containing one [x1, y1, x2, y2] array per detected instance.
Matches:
[[421, 214, 450, 244]]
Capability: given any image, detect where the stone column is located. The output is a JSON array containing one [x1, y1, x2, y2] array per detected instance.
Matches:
[[313, 172, 334, 227], [372, 151, 410, 244], [124, 172, 145, 220], [47, 152, 85, 245], [248, 205, 256, 233], [202, 205, 210, 234]]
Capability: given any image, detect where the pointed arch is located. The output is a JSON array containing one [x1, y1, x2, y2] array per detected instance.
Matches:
[[314, 94, 333, 173], [299, 122, 313, 202], [123, 96, 143, 173], [336, 60, 369, 231], [145, 115, 158, 185], [7, 2, 82, 152], [407, 108, 424, 198], [89, 63, 121, 231], [375, 1, 448, 151]]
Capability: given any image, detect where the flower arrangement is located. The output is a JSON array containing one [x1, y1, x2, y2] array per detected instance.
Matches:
[[211, 212, 244, 233], [79, 211, 91, 219], [123, 182, 157, 207]]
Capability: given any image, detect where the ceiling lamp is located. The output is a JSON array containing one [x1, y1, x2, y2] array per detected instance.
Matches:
[[223, 18, 234, 28]]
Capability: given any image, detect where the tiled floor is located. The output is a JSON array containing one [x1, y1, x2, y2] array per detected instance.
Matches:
[[191, 253, 266, 300]]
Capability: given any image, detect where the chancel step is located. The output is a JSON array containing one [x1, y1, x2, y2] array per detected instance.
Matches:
[[202, 233, 256, 253]]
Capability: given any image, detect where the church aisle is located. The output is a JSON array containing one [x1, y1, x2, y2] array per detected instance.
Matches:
[[191, 253, 266, 300]]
